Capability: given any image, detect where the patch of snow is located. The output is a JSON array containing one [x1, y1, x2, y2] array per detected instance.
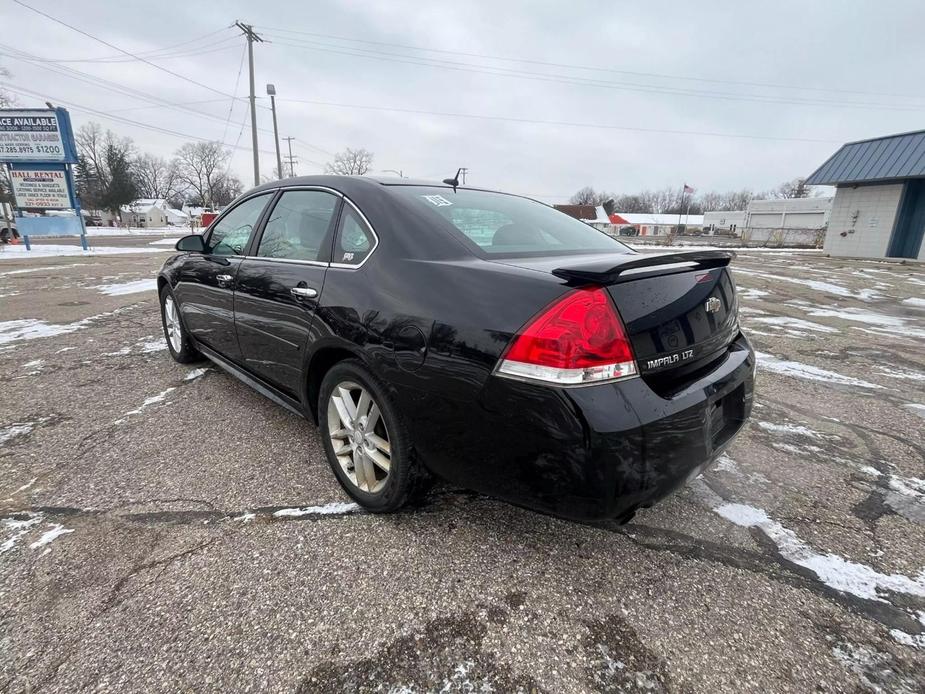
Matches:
[[22, 358, 44, 369], [901, 297, 925, 309], [795, 305, 907, 329], [715, 501, 925, 602], [0, 263, 87, 276], [184, 367, 208, 381], [0, 307, 135, 346], [738, 288, 770, 300], [272, 502, 361, 518], [147, 238, 183, 246], [234, 512, 256, 522], [875, 366, 925, 382], [140, 338, 166, 353], [890, 629, 925, 650], [0, 244, 168, 261], [904, 404, 925, 419], [756, 421, 826, 438], [733, 269, 882, 301], [11, 477, 37, 494], [94, 278, 157, 296], [0, 515, 42, 553], [29, 524, 74, 549], [0, 422, 33, 445], [121, 387, 175, 418], [755, 351, 884, 389], [750, 316, 839, 333], [54, 346, 76, 353]]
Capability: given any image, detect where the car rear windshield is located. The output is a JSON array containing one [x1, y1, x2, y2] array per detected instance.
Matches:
[[391, 186, 630, 257]]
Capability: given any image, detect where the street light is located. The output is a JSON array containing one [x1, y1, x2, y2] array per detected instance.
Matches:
[[266, 84, 283, 179], [381, 169, 404, 178]]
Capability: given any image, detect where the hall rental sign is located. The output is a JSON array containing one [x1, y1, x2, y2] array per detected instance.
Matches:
[[9, 168, 71, 209], [0, 110, 70, 162]]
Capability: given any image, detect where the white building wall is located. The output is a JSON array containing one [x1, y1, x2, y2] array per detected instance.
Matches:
[[823, 183, 904, 258]]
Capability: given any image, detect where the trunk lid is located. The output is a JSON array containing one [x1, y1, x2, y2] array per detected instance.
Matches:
[[494, 250, 740, 391]]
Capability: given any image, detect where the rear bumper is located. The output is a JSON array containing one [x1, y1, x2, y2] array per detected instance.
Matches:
[[417, 333, 755, 522]]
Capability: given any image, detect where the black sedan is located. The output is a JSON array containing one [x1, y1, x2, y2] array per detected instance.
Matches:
[[158, 176, 754, 522]]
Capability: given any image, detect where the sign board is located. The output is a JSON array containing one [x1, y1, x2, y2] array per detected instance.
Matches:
[[9, 166, 71, 209], [0, 108, 78, 163]]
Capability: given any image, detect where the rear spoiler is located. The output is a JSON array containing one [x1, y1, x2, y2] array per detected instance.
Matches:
[[552, 250, 735, 285]]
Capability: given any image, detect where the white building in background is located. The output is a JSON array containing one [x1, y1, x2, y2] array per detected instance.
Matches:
[[744, 197, 833, 230], [121, 199, 189, 227], [703, 210, 747, 235]]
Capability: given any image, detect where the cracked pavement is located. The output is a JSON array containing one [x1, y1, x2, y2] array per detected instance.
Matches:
[[1, 243, 924, 693]]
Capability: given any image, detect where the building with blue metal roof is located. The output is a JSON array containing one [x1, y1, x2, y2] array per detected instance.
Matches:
[[807, 130, 925, 260]]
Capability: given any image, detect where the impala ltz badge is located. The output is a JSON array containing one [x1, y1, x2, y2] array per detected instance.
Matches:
[[705, 297, 721, 313]]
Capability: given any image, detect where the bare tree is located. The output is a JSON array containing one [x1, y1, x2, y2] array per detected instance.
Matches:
[[325, 147, 373, 176], [772, 177, 812, 199], [569, 186, 618, 206], [133, 153, 184, 203], [174, 141, 231, 208], [212, 173, 243, 206], [0, 66, 14, 107]]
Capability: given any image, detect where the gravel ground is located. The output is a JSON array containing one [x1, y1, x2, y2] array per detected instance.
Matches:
[[0, 246, 923, 693]]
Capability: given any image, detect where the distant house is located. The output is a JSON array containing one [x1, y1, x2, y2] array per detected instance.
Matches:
[[121, 199, 168, 227], [608, 213, 705, 236]]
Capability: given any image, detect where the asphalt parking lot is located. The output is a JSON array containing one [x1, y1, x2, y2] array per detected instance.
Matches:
[[1, 242, 924, 693]]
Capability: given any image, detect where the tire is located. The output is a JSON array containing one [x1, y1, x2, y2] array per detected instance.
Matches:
[[318, 359, 429, 512], [159, 285, 199, 363]]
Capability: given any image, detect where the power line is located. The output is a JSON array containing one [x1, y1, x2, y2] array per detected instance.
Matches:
[[2, 83, 280, 158], [4, 37, 241, 65], [264, 36, 925, 113], [7, 27, 237, 63], [0, 44, 275, 133], [257, 25, 925, 102], [276, 97, 843, 144], [13, 1, 249, 102], [221, 44, 248, 146]]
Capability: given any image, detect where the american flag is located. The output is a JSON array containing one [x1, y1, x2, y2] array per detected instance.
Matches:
[[683, 183, 695, 194]]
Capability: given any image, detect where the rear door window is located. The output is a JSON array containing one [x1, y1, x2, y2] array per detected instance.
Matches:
[[334, 205, 377, 266], [207, 193, 272, 256], [257, 190, 339, 261]]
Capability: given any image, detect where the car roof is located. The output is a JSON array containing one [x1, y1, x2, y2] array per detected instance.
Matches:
[[244, 175, 503, 198]]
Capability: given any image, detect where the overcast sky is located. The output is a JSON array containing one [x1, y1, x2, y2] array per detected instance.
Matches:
[[2, 0, 924, 202]]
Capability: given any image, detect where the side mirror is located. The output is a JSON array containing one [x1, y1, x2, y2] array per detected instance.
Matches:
[[176, 234, 207, 253]]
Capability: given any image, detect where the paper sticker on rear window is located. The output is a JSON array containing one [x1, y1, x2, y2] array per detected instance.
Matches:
[[422, 194, 453, 207]]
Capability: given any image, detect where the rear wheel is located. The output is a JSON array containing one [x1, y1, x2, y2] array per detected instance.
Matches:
[[319, 360, 428, 512], [159, 286, 199, 363]]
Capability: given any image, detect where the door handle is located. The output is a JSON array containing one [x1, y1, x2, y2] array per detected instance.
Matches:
[[216, 274, 233, 283], [291, 286, 318, 299]]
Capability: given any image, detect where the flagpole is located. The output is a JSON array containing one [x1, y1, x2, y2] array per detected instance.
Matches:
[[677, 185, 684, 233]]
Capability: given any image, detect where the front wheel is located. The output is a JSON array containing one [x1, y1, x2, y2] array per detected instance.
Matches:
[[319, 360, 429, 512], [159, 286, 199, 363]]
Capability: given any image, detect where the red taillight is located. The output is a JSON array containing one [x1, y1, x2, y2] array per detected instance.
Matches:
[[496, 287, 637, 385]]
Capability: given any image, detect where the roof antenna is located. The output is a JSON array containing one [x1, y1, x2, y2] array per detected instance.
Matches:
[[442, 168, 463, 191]]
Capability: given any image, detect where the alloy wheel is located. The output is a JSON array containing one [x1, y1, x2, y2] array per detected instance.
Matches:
[[327, 380, 391, 494], [164, 295, 183, 353]]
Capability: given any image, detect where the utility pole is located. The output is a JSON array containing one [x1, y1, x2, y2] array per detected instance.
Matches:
[[235, 21, 263, 186], [266, 84, 283, 179], [282, 137, 297, 177]]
